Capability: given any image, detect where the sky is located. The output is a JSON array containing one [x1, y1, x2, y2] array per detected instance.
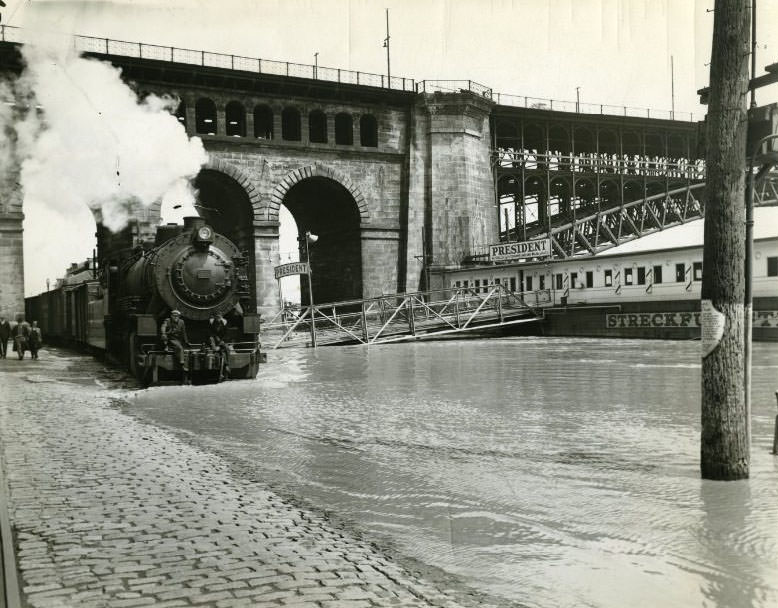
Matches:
[[1, 0, 776, 295]]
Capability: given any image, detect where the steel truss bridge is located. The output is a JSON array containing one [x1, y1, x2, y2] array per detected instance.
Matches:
[[263, 285, 542, 349], [538, 171, 778, 258], [487, 151, 778, 261]]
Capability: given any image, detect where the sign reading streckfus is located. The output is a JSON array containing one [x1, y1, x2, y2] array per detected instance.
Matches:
[[489, 238, 551, 262]]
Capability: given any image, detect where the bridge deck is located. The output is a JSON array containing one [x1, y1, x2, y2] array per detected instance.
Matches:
[[263, 285, 541, 349]]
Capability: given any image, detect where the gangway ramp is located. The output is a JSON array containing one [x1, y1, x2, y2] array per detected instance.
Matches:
[[263, 285, 542, 349]]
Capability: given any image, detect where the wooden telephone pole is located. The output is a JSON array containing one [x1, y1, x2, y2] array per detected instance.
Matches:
[[700, 0, 751, 480]]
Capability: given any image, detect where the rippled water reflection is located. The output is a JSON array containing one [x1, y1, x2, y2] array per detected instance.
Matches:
[[129, 338, 778, 608]]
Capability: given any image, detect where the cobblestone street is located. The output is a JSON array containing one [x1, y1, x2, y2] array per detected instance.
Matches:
[[0, 351, 489, 608]]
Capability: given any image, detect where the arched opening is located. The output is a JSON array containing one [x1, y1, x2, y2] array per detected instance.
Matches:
[[282, 107, 301, 141], [523, 176, 546, 229], [359, 114, 378, 147], [195, 98, 217, 135], [335, 113, 353, 145], [548, 125, 570, 170], [549, 176, 571, 217], [309, 110, 328, 143], [282, 176, 362, 304], [497, 175, 520, 240], [192, 169, 257, 312], [225, 101, 246, 137], [597, 128, 619, 174], [573, 177, 596, 210], [622, 130, 642, 175], [522, 122, 545, 169], [599, 179, 620, 209], [254, 105, 274, 139]]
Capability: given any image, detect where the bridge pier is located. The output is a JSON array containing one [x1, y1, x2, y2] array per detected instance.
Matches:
[[0, 212, 24, 319]]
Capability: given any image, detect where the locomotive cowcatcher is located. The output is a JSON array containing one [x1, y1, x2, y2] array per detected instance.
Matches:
[[101, 216, 265, 386]]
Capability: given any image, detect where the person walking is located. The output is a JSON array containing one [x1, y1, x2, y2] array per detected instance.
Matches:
[[160, 310, 189, 372], [11, 315, 30, 360], [0, 315, 10, 359], [29, 321, 42, 360]]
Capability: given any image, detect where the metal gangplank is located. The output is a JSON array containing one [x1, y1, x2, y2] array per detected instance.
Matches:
[[263, 285, 542, 349]]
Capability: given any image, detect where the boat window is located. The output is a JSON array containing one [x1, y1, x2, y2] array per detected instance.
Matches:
[[767, 256, 777, 277], [653, 265, 663, 284], [675, 263, 686, 282]]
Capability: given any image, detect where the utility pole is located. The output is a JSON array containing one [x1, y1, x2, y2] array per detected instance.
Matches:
[[750, 0, 757, 108], [700, 0, 751, 480], [575, 87, 580, 113], [383, 8, 391, 88], [670, 56, 675, 119]]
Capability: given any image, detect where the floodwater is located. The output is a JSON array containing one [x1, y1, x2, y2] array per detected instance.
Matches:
[[127, 337, 778, 608]]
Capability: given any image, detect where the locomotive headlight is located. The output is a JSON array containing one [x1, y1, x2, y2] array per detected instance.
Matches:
[[197, 226, 213, 241]]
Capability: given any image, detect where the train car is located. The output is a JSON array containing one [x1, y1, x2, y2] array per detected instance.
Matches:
[[102, 216, 265, 385], [433, 236, 778, 341], [25, 262, 105, 353]]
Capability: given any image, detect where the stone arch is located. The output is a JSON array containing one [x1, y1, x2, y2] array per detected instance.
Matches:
[[266, 163, 370, 224], [144, 156, 263, 224]]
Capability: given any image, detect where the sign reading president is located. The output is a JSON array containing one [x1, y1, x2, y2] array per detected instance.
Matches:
[[489, 238, 551, 262]]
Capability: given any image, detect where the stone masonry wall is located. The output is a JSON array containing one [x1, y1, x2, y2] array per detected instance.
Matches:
[[151, 83, 412, 317], [0, 146, 24, 320], [424, 92, 498, 268]]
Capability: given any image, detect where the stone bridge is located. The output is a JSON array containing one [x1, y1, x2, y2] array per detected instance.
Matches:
[[0, 28, 708, 319]]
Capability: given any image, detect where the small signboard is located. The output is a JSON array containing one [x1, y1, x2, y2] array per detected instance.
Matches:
[[274, 262, 309, 280], [489, 238, 551, 262]]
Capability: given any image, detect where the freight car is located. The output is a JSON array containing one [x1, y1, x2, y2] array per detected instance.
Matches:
[[25, 262, 105, 353]]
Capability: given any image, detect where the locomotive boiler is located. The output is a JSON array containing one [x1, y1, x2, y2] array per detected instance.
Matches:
[[104, 216, 264, 385]]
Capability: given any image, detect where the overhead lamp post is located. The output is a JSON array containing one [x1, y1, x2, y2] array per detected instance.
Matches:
[[314, 52, 318, 79], [303, 230, 319, 347], [744, 132, 778, 443], [575, 86, 580, 113]]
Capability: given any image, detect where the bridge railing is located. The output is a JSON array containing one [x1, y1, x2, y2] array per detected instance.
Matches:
[[492, 92, 699, 122], [416, 79, 493, 98], [0, 25, 698, 120], [495, 150, 707, 180], [0, 26, 417, 92], [263, 284, 538, 348]]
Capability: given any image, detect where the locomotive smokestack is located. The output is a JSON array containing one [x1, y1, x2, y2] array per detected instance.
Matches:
[[183, 216, 206, 232]]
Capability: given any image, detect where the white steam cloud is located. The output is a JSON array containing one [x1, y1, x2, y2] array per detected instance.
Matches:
[[0, 27, 208, 293], [14, 33, 207, 231]]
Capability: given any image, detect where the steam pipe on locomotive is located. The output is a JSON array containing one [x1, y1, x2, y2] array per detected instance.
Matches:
[[103, 216, 265, 385]]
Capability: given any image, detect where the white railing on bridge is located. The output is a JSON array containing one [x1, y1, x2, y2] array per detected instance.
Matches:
[[495, 150, 707, 180], [0, 25, 699, 122], [263, 284, 540, 349]]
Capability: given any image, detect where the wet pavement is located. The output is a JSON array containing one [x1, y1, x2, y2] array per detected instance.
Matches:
[[0, 348, 496, 608]]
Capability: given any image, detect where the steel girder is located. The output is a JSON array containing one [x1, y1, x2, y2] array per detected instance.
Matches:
[[536, 172, 778, 258]]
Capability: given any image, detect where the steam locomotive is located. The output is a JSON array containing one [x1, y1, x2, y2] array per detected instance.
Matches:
[[27, 216, 265, 386], [104, 216, 264, 385]]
